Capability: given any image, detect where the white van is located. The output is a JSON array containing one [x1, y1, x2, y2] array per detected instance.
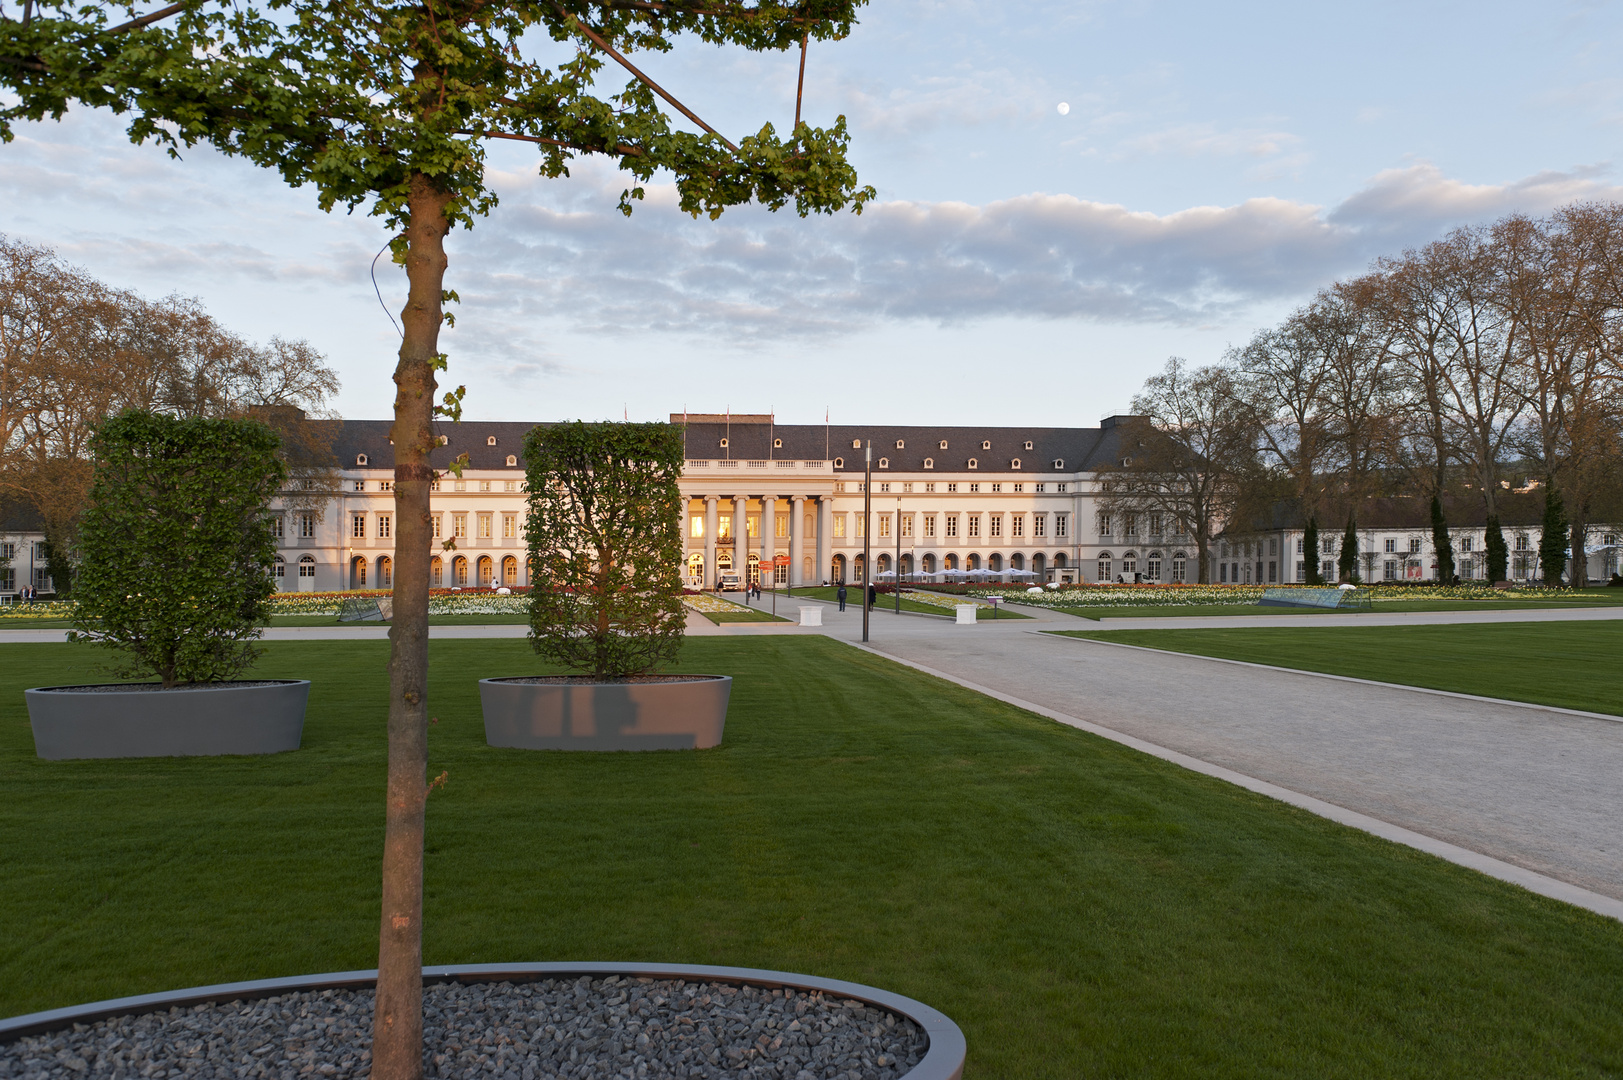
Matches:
[[719, 572, 742, 591]]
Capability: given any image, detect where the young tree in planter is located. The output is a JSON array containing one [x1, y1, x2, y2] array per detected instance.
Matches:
[[524, 422, 685, 678], [1539, 481, 1570, 586], [70, 410, 285, 687], [5, 6, 870, 1071], [1302, 516, 1321, 585], [1430, 495, 1455, 584], [1338, 515, 1360, 583]]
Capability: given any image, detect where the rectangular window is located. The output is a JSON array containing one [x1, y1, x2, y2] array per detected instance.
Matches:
[[1013, 483, 1023, 493], [1268, 560, 1277, 583], [776, 515, 788, 538], [0, 541, 12, 560], [903, 482, 914, 493], [1034, 515, 1047, 538], [1385, 559, 1398, 580], [432, 515, 442, 539], [879, 514, 891, 539], [454, 480, 467, 492], [1125, 515, 1137, 537], [945, 515, 959, 538], [480, 480, 491, 493], [0, 568, 14, 591], [269, 515, 284, 538], [1385, 538, 1397, 553], [924, 515, 936, 538], [352, 513, 367, 539], [690, 515, 705, 539], [353, 480, 365, 492], [299, 513, 316, 539], [1149, 514, 1162, 536], [879, 482, 890, 493], [453, 513, 467, 539], [1323, 538, 1335, 554], [1056, 483, 1068, 493], [969, 483, 980, 493], [968, 516, 981, 538], [1296, 560, 1305, 581], [1515, 535, 1529, 551], [430, 479, 441, 492], [946, 483, 958, 493], [833, 515, 846, 539], [377, 514, 392, 539], [990, 515, 1003, 538], [505, 480, 518, 492], [380, 480, 393, 491], [1056, 514, 1068, 538], [1097, 514, 1111, 537], [478, 513, 493, 539], [1409, 538, 1422, 554], [718, 514, 732, 539], [1323, 559, 1335, 581], [1268, 537, 1277, 555], [501, 513, 516, 539], [855, 515, 865, 539], [747, 515, 760, 538], [901, 515, 914, 538], [1296, 538, 1304, 554], [1035, 483, 1045, 492], [1460, 537, 1473, 552], [924, 483, 936, 493], [991, 483, 1002, 493], [1012, 515, 1025, 538]]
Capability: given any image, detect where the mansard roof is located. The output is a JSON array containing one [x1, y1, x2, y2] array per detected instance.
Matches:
[[306, 415, 1147, 474]]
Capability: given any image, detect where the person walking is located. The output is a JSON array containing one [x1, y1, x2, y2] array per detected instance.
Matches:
[[836, 583, 847, 611]]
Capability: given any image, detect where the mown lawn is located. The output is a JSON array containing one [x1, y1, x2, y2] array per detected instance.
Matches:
[[789, 586, 1029, 620], [1052, 621, 1623, 716], [3, 636, 1622, 1078], [1053, 595, 1623, 620]]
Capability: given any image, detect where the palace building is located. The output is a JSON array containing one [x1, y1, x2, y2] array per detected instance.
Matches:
[[259, 412, 1177, 593]]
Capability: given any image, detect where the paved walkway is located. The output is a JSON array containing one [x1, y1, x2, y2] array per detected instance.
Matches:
[[803, 602, 1623, 911]]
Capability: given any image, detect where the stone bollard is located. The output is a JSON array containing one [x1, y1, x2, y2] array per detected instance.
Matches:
[[955, 604, 977, 625], [799, 606, 823, 627]]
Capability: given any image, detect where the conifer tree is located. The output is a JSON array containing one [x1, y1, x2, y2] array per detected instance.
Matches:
[[1430, 495, 1455, 584], [1539, 482, 1570, 586], [1302, 516, 1321, 585], [1484, 515, 1508, 584], [1338, 514, 1359, 583]]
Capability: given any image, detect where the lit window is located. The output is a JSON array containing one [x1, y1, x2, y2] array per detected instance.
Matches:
[[479, 513, 493, 539], [990, 515, 1003, 538], [946, 516, 959, 538], [747, 515, 759, 538], [853, 439, 862, 449], [352, 513, 367, 539], [1034, 515, 1047, 538], [833, 515, 846, 538], [901, 515, 914, 537], [480, 480, 491, 493], [453, 513, 467, 539], [775, 515, 788, 538], [505, 480, 517, 491], [691, 515, 705, 539], [299, 513, 316, 539], [968, 516, 980, 538], [377, 514, 392, 539], [924, 515, 937, 538], [924, 483, 935, 493], [879, 514, 892, 539], [455, 480, 466, 492], [1013, 516, 1025, 538], [855, 515, 865, 538], [432, 515, 442, 539], [298, 556, 317, 578], [503, 513, 517, 539]]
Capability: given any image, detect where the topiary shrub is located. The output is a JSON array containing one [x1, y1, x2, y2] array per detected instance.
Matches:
[[523, 421, 686, 680], [70, 410, 287, 687]]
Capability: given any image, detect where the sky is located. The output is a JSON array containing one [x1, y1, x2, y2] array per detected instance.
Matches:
[[6, 0, 1623, 427]]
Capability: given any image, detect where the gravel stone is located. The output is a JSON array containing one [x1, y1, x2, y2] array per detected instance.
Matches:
[[0, 978, 931, 1080]]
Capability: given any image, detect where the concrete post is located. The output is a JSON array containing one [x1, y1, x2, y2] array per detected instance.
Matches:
[[761, 495, 777, 589], [816, 496, 831, 585], [733, 494, 748, 585]]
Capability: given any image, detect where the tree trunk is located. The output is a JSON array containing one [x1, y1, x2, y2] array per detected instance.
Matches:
[[372, 172, 451, 1080]]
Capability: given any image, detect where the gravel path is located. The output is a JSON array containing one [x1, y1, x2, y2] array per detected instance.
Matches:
[[0, 978, 929, 1080]]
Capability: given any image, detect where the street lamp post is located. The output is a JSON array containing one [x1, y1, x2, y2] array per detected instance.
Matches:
[[894, 494, 902, 615], [862, 441, 871, 643]]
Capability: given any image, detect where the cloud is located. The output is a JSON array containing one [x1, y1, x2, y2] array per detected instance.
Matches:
[[1118, 122, 1304, 160], [441, 158, 1623, 344]]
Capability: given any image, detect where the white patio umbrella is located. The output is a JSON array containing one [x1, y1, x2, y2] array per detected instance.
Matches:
[[1004, 568, 1038, 579]]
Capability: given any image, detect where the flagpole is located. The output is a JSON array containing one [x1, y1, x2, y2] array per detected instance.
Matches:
[[862, 440, 871, 644]]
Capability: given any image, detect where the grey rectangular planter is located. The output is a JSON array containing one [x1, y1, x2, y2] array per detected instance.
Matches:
[[480, 675, 730, 750], [26, 681, 309, 760]]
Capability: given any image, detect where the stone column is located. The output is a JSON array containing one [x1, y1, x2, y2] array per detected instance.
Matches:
[[733, 494, 749, 584], [816, 496, 831, 585], [704, 496, 718, 590], [761, 495, 777, 588], [790, 495, 806, 587]]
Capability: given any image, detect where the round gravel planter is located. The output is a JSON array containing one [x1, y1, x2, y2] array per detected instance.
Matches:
[[481, 676, 731, 751], [25, 681, 309, 760], [0, 962, 965, 1080]]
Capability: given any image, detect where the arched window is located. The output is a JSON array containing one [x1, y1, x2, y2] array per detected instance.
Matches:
[[477, 556, 493, 587], [1053, 552, 1066, 569], [378, 555, 392, 587], [502, 555, 519, 586], [1147, 551, 1163, 580], [1010, 552, 1025, 571], [922, 553, 937, 574], [988, 553, 1003, 572], [717, 551, 733, 572], [1097, 552, 1113, 581], [944, 553, 958, 571], [773, 437, 783, 448], [967, 458, 978, 469], [356, 453, 368, 466], [878, 457, 889, 469], [1011, 459, 1021, 470], [430, 555, 443, 586], [981, 440, 991, 450], [1121, 551, 1138, 575], [273, 555, 286, 580], [938, 440, 948, 449], [773, 553, 789, 584], [878, 553, 891, 572], [298, 556, 317, 577], [833, 457, 845, 468], [747, 552, 761, 586], [900, 553, 914, 576], [1053, 458, 1065, 469], [967, 553, 980, 571], [1171, 551, 1187, 583], [486, 435, 497, 446], [853, 553, 866, 582], [719, 437, 729, 448], [506, 455, 517, 467], [453, 555, 468, 586], [1024, 441, 1034, 450], [852, 439, 862, 449], [923, 458, 934, 469], [831, 554, 846, 582], [895, 440, 905, 449], [351, 555, 367, 588], [687, 552, 704, 586]]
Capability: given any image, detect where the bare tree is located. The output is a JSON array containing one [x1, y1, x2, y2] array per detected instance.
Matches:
[[1097, 358, 1256, 583]]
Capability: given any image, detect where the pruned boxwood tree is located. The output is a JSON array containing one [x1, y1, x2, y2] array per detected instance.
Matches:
[[1485, 514, 1509, 583], [1302, 516, 1321, 585], [1430, 495, 1455, 583], [1338, 514, 1360, 583], [1540, 481, 1570, 586], [524, 421, 685, 679], [3, 3, 871, 1071], [70, 410, 286, 688]]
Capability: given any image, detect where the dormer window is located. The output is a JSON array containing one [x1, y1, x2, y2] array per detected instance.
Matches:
[[719, 438, 729, 448], [923, 458, 934, 469], [1054, 458, 1065, 469], [773, 438, 783, 448], [487, 436, 497, 446], [438, 435, 449, 445], [852, 439, 862, 449], [939, 440, 948, 449], [505, 455, 517, 467], [356, 453, 368, 466], [1024, 441, 1034, 450], [1011, 459, 1022, 470], [878, 457, 890, 469], [981, 440, 991, 450], [895, 439, 905, 449], [833, 456, 845, 468], [968, 458, 979, 470]]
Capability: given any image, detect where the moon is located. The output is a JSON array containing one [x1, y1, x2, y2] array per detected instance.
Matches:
[[1057, 102, 1070, 115]]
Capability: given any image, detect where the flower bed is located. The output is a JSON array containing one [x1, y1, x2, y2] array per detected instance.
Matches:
[[969, 583, 1596, 609], [0, 599, 78, 620], [683, 593, 754, 614]]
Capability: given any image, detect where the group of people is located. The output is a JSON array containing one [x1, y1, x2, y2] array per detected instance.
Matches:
[[13, 586, 40, 603]]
